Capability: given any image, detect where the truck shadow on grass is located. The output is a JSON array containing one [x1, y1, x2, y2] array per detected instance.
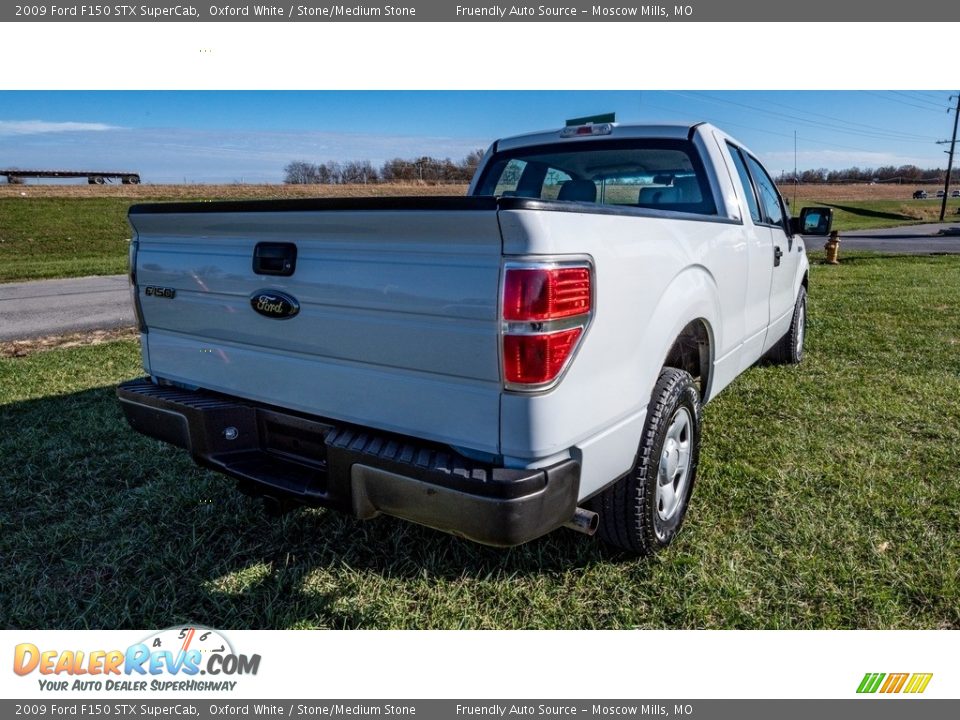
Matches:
[[1, 387, 632, 630], [821, 202, 917, 223]]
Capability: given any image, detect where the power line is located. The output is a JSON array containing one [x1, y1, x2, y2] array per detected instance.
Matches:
[[742, 95, 939, 142], [897, 90, 952, 105], [909, 90, 951, 101], [703, 91, 940, 142], [669, 91, 941, 144], [889, 91, 949, 109], [862, 91, 948, 114], [638, 101, 922, 156]]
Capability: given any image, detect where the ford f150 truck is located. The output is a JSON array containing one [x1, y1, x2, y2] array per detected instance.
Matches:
[[117, 120, 832, 555]]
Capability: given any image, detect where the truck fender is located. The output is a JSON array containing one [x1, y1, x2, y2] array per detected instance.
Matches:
[[638, 265, 720, 399], [795, 259, 810, 300]]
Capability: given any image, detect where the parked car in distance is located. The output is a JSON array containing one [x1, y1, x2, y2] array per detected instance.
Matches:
[[935, 190, 945, 199], [952, 189, 960, 198], [913, 190, 928, 199]]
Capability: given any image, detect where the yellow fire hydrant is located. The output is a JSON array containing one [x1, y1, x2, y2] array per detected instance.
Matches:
[[824, 231, 841, 265]]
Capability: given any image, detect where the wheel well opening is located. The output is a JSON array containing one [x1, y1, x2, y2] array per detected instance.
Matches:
[[664, 319, 711, 400]]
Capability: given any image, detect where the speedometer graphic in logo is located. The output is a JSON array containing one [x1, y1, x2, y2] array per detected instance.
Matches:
[[130, 625, 260, 679], [141, 626, 234, 660]]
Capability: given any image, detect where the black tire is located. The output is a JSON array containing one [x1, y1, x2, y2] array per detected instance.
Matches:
[[589, 367, 702, 555], [767, 286, 807, 365]]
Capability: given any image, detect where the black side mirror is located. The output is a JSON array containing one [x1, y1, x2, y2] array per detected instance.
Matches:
[[790, 206, 833, 236]]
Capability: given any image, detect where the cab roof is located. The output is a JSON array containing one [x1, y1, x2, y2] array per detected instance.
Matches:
[[496, 122, 713, 152]]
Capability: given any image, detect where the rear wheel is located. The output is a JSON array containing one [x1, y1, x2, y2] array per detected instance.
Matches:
[[767, 286, 807, 365], [590, 367, 702, 555]]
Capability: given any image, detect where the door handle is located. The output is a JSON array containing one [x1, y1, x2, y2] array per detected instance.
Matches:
[[253, 242, 297, 276], [773, 246, 783, 267]]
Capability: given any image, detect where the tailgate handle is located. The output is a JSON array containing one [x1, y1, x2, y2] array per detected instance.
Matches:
[[253, 242, 297, 276]]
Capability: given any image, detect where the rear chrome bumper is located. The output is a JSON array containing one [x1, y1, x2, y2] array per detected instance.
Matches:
[[117, 378, 581, 547]]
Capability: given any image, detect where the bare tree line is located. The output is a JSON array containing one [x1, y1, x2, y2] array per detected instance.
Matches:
[[776, 165, 960, 184], [284, 150, 485, 185], [287, 155, 958, 187]]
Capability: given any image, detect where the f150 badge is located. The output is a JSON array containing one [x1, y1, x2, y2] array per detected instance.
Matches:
[[250, 290, 300, 319], [144, 286, 176, 298]]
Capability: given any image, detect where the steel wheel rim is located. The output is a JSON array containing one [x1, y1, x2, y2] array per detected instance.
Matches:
[[656, 406, 693, 527], [795, 299, 806, 357]]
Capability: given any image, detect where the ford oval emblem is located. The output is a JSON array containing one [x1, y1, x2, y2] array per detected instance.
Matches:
[[250, 290, 300, 319]]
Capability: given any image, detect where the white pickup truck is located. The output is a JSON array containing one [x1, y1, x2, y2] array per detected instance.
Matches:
[[117, 120, 832, 555]]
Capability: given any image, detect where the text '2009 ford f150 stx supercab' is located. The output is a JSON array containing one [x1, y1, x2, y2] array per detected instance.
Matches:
[[117, 119, 833, 555]]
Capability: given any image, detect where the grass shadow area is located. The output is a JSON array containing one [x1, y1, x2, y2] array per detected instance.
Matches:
[[0, 375, 625, 630], [2, 253, 960, 629]]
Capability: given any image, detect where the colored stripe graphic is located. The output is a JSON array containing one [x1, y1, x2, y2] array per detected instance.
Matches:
[[904, 673, 933, 694], [880, 673, 909, 693], [857, 672, 932, 694], [857, 673, 885, 693]]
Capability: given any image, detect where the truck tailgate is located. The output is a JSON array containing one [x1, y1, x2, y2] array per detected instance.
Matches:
[[128, 198, 503, 454]]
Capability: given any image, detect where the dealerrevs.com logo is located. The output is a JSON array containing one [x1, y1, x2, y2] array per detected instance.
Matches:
[[13, 627, 261, 692]]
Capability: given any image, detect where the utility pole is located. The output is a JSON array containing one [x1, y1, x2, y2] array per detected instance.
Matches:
[[793, 130, 798, 209], [939, 93, 959, 222]]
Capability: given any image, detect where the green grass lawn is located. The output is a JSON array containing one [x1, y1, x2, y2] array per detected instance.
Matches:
[[805, 199, 960, 231], [1, 253, 958, 629], [0, 198, 134, 282], [3, 195, 959, 283]]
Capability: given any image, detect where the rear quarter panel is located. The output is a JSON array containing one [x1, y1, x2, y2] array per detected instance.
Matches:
[[498, 207, 747, 498]]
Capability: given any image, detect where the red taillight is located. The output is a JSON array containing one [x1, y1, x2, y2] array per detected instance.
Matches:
[[503, 267, 591, 321], [503, 328, 583, 385], [501, 264, 592, 389]]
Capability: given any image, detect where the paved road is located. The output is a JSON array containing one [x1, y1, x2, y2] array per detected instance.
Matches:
[[2, 222, 959, 342], [806, 221, 960, 254], [0, 275, 133, 342]]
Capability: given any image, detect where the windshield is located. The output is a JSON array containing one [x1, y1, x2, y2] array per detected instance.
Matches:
[[475, 139, 717, 216]]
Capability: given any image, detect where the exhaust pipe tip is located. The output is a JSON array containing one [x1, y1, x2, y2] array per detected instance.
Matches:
[[564, 506, 599, 536]]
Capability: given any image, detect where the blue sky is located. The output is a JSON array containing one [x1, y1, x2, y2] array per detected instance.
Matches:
[[0, 90, 955, 183]]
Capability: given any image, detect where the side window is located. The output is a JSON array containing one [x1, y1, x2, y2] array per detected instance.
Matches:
[[726, 144, 761, 224], [745, 154, 785, 227], [492, 159, 527, 195]]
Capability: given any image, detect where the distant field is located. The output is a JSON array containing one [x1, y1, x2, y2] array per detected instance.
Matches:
[[1, 183, 957, 282], [0, 183, 470, 200], [792, 199, 959, 231], [785, 183, 950, 202], [784, 184, 960, 231], [0, 184, 469, 282], [0, 181, 940, 201]]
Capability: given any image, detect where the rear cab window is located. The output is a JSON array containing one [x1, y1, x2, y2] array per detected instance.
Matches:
[[475, 139, 717, 217]]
